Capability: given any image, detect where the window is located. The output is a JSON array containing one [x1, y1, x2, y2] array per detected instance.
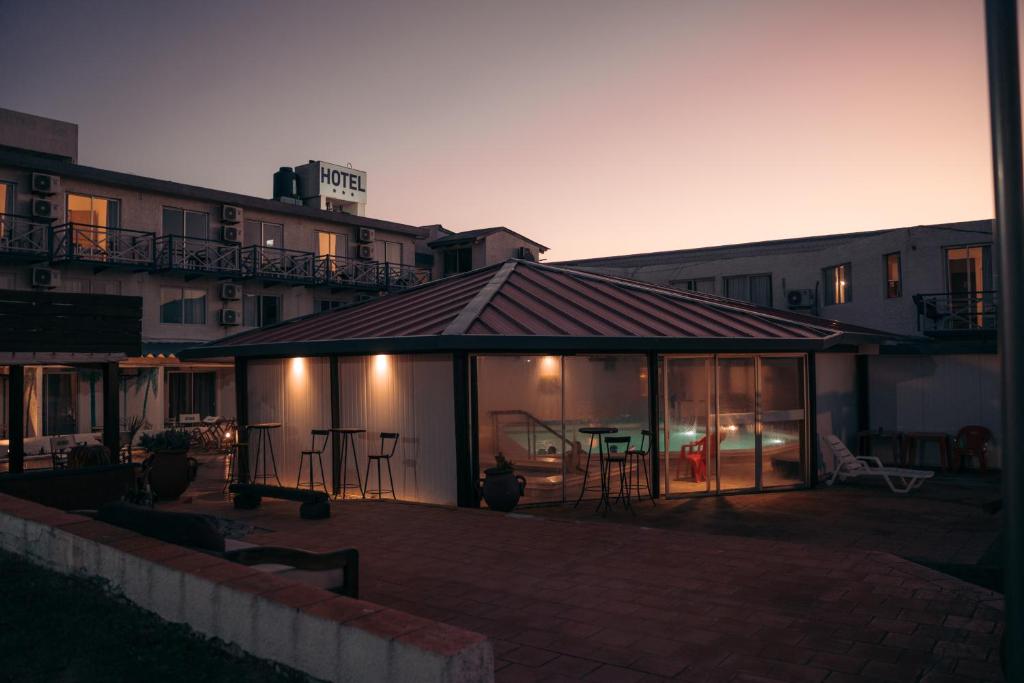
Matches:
[[160, 287, 207, 324], [316, 230, 347, 257], [166, 371, 216, 420], [67, 193, 120, 255], [42, 370, 78, 435], [0, 181, 12, 244], [243, 293, 281, 327], [442, 246, 473, 275], [946, 245, 992, 295], [671, 278, 715, 295], [374, 239, 403, 264], [244, 219, 284, 248], [823, 263, 851, 305], [315, 299, 345, 313], [162, 207, 209, 241], [724, 274, 772, 307], [884, 253, 902, 298]]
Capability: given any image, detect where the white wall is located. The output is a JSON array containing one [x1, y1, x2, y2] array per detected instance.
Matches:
[[814, 353, 859, 473], [868, 353, 1002, 468]]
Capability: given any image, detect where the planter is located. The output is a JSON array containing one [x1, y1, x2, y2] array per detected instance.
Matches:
[[479, 468, 526, 512], [147, 449, 197, 501]]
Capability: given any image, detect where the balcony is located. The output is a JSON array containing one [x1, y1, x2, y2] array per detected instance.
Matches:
[[50, 223, 155, 269], [155, 235, 241, 278], [241, 245, 316, 284], [315, 255, 383, 290], [0, 214, 50, 260], [914, 291, 998, 335], [380, 261, 432, 291]]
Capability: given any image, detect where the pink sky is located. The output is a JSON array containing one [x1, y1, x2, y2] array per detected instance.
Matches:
[[0, 0, 994, 260]]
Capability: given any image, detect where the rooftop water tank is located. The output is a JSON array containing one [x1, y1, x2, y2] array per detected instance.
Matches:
[[273, 166, 298, 201]]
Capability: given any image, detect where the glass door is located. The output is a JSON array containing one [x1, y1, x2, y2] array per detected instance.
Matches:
[[663, 356, 714, 495], [716, 356, 757, 492], [760, 356, 807, 488]]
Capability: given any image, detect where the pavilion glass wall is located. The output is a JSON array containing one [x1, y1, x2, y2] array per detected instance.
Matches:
[[474, 354, 650, 506], [662, 353, 808, 496]]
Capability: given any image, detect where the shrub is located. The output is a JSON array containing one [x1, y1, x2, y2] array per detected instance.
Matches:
[[138, 430, 191, 453]]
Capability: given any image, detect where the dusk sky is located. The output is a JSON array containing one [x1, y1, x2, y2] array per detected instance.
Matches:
[[0, 0, 995, 260]]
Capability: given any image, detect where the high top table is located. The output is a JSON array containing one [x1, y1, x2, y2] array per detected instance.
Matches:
[[573, 427, 618, 511], [245, 423, 282, 486], [331, 427, 366, 498]]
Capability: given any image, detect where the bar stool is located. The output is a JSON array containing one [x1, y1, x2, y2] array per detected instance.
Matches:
[[297, 429, 330, 493], [625, 429, 656, 504], [602, 435, 633, 515], [573, 427, 618, 508], [222, 440, 246, 493], [247, 423, 282, 486], [364, 432, 399, 499]]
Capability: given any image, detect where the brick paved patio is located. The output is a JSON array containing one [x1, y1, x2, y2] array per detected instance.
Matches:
[[167, 463, 1005, 682]]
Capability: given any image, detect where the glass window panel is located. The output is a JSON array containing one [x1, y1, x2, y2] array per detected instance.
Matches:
[[760, 356, 806, 488], [664, 357, 714, 495], [885, 253, 902, 298], [261, 295, 280, 326], [159, 287, 183, 324], [243, 219, 260, 246], [42, 371, 78, 436], [717, 357, 756, 491], [182, 288, 207, 324], [749, 275, 772, 307], [262, 222, 284, 248], [243, 294, 258, 327], [823, 264, 851, 305], [67, 194, 93, 224], [185, 211, 208, 240], [163, 207, 184, 236], [724, 276, 748, 301]]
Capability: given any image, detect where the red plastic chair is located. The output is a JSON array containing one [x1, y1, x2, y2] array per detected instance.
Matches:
[[953, 426, 993, 471], [677, 436, 707, 482]]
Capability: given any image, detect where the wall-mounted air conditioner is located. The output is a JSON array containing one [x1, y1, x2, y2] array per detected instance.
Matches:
[[219, 308, 240, 326], [31, 267, 60, 288], [357, 243, 375, 260], [222, 225, 240, 243], [31, 198, 56, 220], [31, 172, 59, 195], [220, 283, 240, 300], [221, 204, 243, 224], [786, 289, 816, 310], [357, 227, 375, 243]]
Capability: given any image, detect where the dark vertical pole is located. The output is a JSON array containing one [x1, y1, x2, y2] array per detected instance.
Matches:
[[329, 355, 341, 495], [647, 351, 660, 498], [234, 358, 250, 483], [8, 365, 24, 474], [469, 355, 480, 499], [102, 362, 120, 459], [807, 353, 818, 488], [855, 354, 870, 432], [453, 352, 476, 507], [985, 0, 1023, 675]]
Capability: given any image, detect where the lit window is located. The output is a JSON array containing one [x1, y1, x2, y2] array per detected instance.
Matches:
[[160, 286, 207, 324], [823, 263, 851, 305], [884, 253, 901, 298]]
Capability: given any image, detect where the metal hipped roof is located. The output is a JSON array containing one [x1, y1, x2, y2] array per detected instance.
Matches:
[[180, 260, 898, 359]]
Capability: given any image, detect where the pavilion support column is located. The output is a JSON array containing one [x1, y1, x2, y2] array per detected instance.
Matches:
[[329, 355, 341, 495], [102, 362, 120, 459], [646, 352, 660, 499], [453, 352, 477, 507], [8, 365, 24, 474], [855, 354, 870, 432], [234, 358, 250, 483], [807, 353, 818, 488]]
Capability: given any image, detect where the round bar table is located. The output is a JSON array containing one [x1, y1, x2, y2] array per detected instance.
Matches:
[[331, 428, 366, 498], [246, 423, 282, 486], [573, 427, 618, 510]]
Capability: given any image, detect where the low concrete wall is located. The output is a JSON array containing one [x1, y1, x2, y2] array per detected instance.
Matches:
[[0, 494, 493, 682]]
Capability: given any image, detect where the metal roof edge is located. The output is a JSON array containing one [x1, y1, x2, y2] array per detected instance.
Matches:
[[441, 260, 518, 335]]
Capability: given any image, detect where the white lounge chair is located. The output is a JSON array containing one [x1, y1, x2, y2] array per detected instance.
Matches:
[[823, 435, 934, 494]]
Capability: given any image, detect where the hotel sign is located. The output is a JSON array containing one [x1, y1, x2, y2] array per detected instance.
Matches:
[[314, 161, 367, 204]]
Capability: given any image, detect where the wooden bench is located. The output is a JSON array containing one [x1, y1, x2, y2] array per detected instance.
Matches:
[[229, 483, 331, 519]]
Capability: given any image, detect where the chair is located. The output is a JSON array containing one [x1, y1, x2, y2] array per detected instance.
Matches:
[[296, 429, 330, 493], [624, 430, 655, 503], [953, 426, 993, 471], [602, 435, 633, 513], [49, 435, 74, 470], [364, 432, 399, 499], [677, 436, 707, 482], [823, 435, 934, 494]]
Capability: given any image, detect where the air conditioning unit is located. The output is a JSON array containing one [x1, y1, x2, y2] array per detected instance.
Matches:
[[357, 227, 375, 243], [31, 198, 56, 220], [31, 172, 59, 195], [786, 289, 816, 310], [221, 204, 243, 224], [515, 246, 536, 261], [219, 308, 240, 326], [31, 267, 60, 289], [220, 283, 240, 300], [357, 243, 375, 260], [222, 225, 241, 243]]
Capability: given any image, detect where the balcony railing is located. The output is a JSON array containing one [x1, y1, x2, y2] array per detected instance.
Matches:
[[914, 291, 998, 333], [380, 261, 432, 290], [315, 255, 383, 290], [51, 223, 155, 268], [155, 235, 241, 276], [0, 213, 50, 258], [241, 245, 316, 284]]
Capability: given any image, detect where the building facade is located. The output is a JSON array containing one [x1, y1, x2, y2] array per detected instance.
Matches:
[[562, 222, 1002, 469]]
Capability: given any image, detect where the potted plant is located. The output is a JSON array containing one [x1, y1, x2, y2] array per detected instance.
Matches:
[[67, 444, 114, 469], [478, 454, 527, 512], [139, 430, 196, 501]]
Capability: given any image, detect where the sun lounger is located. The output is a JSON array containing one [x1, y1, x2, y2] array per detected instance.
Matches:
[[823, 435, 934, 494]]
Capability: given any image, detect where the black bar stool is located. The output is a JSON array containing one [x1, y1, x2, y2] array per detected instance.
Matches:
[[364, 432, 399, 499], [602, 435, 633, 515], [247, 423, 282, 486], [297, 429, 330, 493], [625, 429, 656, 504], [573, 427, 618, 508], [333, 428, 366, 499]]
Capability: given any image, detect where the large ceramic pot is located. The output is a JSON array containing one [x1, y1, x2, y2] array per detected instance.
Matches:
[[479, 468, 526, 512], [147, 449, 197, 501]]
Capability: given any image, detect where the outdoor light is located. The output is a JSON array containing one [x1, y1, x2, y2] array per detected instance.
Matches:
[[290, 357, 306, 378], [540, 355, 558, 377], [373, 354, 390, 375]]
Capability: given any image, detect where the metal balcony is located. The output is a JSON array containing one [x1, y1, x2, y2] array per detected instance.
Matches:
[[241, 245, 316, 284], [0, 213, 50, 260], [380, 262, 432, 291], [315, 255, 383, 290], [155, 235, 241, 277], [50, 223, 155, 269], [914, 291, 998, 334]]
